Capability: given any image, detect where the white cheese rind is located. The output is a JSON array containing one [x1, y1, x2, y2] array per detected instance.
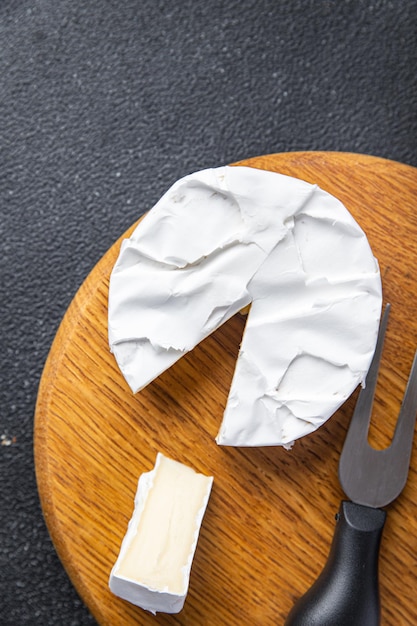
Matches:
[[108, 165, 382, 446], [109, 453, 213, 614]]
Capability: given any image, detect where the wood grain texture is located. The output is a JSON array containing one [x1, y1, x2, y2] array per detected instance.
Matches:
[[34, 152, 417, 625]]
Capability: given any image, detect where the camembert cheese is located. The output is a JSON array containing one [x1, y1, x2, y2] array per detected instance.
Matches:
[[109, 453, 213, 614], [108, 166, 382, 447]]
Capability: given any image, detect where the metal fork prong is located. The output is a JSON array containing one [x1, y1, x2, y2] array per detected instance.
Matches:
[[387, 349, 417, 489], [340, 303, 390, 448], [338, 304, 391, 506]]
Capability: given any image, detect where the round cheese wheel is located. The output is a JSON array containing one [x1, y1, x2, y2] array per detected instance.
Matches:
[[108, 166, 382, 447]]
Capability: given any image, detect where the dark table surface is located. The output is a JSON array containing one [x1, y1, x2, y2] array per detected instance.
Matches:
[[1, 1, 416, 624]]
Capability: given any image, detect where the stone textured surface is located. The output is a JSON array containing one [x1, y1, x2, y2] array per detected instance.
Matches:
[[1, 0, 416, 624]]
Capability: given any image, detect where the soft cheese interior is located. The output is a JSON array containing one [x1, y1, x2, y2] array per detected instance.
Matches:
[[108, 166, 382, 446], [109, 453, 213, 614]]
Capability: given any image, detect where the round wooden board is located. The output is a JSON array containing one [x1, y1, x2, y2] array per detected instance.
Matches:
[[35, 152, 417, 626]]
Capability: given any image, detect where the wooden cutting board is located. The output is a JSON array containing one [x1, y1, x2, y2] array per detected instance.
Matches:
[[34, 152, 417, 626]]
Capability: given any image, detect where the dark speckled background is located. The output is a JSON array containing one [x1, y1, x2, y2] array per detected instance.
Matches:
[[1, 1, 416, 624]]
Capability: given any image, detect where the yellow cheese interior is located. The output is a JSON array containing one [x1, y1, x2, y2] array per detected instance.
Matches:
[[116, 454, 212, 594]]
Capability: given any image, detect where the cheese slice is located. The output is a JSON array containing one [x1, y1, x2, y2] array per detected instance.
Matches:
[[108, 165, 382, 447], [109, 453, 213, 614]]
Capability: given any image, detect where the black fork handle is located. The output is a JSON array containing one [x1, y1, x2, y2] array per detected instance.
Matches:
[[285, 501, 386, 626]]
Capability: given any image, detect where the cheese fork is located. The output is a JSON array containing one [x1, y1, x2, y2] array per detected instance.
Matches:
[[285, 304, 417, 626]]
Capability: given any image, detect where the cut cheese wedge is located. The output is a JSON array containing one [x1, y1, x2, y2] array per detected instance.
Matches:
[[108, 166, 382, 447], [109, 453, 213, 614]]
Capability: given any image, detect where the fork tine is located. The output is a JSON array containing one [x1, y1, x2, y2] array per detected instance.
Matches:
[[387, 349, 417, 488], [340, 303, 391, 450]]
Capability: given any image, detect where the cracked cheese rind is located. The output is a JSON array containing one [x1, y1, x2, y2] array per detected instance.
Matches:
[[109, 453, 213, 614], [108, 166, 382, 446]]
